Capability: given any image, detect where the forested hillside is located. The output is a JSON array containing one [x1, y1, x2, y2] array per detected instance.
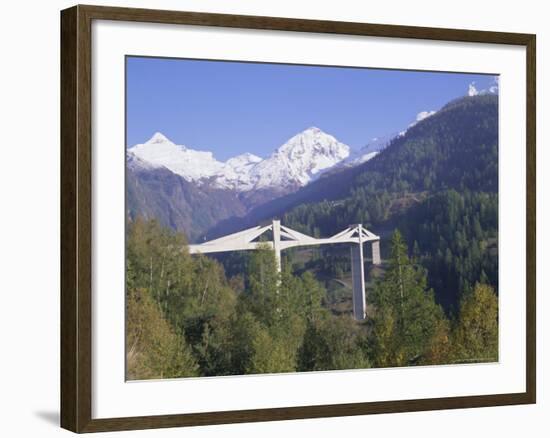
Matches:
[[126, 219, 498, 379], [219, 94, 500, 312], [213, 94, 497, 234]]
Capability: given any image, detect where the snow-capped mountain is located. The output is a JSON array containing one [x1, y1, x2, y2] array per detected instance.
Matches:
[[128, 132, 225, 182], [128, 108, 438, 194], [214, 153, 263, 190], [128, 127, 350, 192], [248, 127, 350, 189]]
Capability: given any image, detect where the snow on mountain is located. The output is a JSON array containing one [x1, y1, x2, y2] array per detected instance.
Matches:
[[128, 128, 350, 192], [468, 83, 479, 97], [340, 109, 439, 169], [340, 133, 394, 168], [361, 135, 394, 155], [128, 106, 445, 192], [129, 132, 225, 182], [214, 152, 262, 190], [249, 127, 350, 189], [414, 110, 437, 124], [467, 78, 499, 97], [410, 111, 437, 129], [345, 150, 380, 166], [126, 149, 161, 172]]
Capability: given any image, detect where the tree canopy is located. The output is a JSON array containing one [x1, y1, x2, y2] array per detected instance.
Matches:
[[126, 219, 498, 379]]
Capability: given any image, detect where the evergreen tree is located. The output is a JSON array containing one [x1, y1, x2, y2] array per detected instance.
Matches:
[[452, 283, 498, 363], [298, 315, 370, 372], [242, 244, 281, 325], [369, 230, 449, 367]]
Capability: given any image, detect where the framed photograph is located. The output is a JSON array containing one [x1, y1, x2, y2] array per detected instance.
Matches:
[[60, 4, 536, 433]]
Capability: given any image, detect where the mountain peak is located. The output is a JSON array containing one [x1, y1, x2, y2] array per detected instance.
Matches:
[[146, 132, 173, 145], [228, 152, 262, 163], [304, 126, 322, 134], [130, 126, 351, 192], [278, 127, 349, 156], [247, 127, 351, 189]]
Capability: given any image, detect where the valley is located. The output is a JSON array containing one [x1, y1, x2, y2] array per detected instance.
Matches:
[[127, 93, 499, 313], [124, 56, 501, 381]]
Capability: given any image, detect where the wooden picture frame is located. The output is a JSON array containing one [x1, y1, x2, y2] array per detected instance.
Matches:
[[61, 4, 536, 433]]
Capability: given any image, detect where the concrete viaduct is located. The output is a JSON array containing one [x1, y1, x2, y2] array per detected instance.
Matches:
[[188, 220, 381, 321]]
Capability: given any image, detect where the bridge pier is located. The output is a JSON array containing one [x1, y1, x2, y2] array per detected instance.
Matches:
[[350, 241, 367, 321], [272, 220, 282, 273], [372, 240, 381, 265]]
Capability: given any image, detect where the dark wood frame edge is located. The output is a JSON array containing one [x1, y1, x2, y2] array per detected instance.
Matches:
[[60, 4, 537, 433]]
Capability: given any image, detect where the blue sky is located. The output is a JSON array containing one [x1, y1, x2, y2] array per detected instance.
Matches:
[[126, 56, 497, 161]]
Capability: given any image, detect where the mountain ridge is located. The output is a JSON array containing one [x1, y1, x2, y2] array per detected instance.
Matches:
[[128, 126, 356, 193], [204, 94, 498, 239]]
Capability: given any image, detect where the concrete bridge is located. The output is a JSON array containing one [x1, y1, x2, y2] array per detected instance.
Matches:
[[188, 220, 381, 321]]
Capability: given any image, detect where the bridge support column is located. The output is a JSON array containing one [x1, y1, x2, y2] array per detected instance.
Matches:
[[350, 231, 367, 321], [372, 240, 381, 265], [272, 219, 282, 273]]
